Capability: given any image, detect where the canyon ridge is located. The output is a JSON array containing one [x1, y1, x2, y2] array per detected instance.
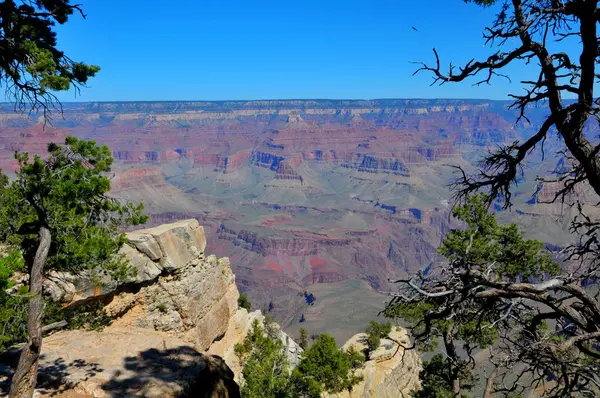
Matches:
[[0, 99, 579, 341]]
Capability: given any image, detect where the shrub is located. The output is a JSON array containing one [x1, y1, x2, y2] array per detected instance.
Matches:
[[365, 320, 392, 352], [238, 293, 251, 311]]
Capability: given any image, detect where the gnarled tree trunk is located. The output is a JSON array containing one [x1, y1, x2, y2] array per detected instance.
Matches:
[[9, 226, 51, 398], [442, 324, 461, 396]]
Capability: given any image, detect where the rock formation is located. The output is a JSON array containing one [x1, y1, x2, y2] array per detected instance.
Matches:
[[328, 327, 422, 398], [0, 99, 570, 337], [2, 220, 306, 397]]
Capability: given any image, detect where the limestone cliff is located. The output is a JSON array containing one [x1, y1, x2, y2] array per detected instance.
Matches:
[[2, 220, 302, 396], [2, 220, 419, 397]]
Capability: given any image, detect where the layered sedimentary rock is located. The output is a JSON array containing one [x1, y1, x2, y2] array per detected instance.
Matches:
[[0, 99, 580, 336]]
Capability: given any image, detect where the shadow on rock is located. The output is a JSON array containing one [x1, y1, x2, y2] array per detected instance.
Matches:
[[0, 347, 103, 396], [102, 346, 240, 398]]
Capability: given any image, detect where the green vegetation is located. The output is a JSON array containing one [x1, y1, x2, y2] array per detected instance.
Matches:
[[238, 293, 252, 311], [415, 354, 476, 398], [364, 320, 392, 353], [0, 250, 113, 352], [0, 137, 148, 396], [235, 320, 290, 398], [0, 0, 100, 118], [298, 327, 308, 350], [408, 0, 600, 394], [0, 250, 28, 351], [385, 194, 558, 396], [44, 300, 112, 332], [291, 333, 363, 396], [236, 320, 364, 398]]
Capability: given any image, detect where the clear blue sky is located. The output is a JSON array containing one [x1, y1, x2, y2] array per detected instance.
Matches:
[[51, 0, 548, 101]]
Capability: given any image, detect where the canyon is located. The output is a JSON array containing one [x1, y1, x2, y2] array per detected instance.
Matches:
[[0, 219, 421, 397], [0, 99, 578, 339]]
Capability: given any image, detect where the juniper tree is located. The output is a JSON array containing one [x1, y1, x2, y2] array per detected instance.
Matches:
[[389, 0, 600, 395], [0, 0, 100, 119], [235, 320, 291, 398], [0, 137, 147, 398], [364, 320, 392, 353], [383, 194, 600, 396]]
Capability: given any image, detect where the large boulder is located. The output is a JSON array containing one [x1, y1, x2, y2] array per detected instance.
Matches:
[[43, 219, 207, 304], [110, 254, 240, 351]]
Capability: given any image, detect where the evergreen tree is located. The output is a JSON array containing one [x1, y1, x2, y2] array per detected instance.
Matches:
[[235, 320, 291, 398], [0, 137, 148, 397], [364, 320, 392, 353], [291, 333, 363, 396], [237, 323, 364, 398], [238, 293, 251, 311], [0, 0, 100, 119], [384, 194, 564, 396], [298, 327, 308, 350]]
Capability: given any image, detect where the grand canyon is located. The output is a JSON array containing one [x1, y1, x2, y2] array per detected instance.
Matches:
[[0, 99, 578, 340]]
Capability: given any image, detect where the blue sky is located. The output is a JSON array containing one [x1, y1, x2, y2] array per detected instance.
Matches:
[[52, 0, 549, 101]]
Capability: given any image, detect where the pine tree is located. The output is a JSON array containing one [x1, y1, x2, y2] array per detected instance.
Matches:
[[0, 137, 148, 397]]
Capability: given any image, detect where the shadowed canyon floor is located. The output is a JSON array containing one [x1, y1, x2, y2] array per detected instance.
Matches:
[[0, 99, 587, 338]]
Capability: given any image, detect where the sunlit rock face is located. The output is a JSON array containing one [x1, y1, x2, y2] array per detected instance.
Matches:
[[0, 99, 586, 335]]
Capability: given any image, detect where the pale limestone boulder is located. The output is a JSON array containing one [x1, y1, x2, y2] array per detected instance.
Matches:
[[131, 219, 207, 272], [42, 219, 206, 304], [120, 243, 162, 282]]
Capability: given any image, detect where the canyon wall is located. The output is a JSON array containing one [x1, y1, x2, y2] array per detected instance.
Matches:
[[0, 99, 580, 337]]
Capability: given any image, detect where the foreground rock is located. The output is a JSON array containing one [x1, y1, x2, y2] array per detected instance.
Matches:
[[328, 327, 421, 398], [1, 220, 300, 396], [0, 328, 240, 397], [2, 220, 416, 396], [43, 219, 207, 304]]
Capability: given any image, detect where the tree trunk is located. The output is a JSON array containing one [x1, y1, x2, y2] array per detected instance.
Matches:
[[9, 226, 51, 398], [442, 324, 461, 396], [483, 368, 498, 398]]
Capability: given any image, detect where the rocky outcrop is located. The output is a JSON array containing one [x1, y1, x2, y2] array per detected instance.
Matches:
[[43, 219, 207, 304], [341, 153, 410, 176], [3, 220, 304, 396], [328, 327, 421, 398], [0, 328, 240, 398]]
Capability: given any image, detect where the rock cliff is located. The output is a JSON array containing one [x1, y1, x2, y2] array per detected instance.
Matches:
[[1, 220, 421, 397], [329, 328, 422, 398], [2, 220, 304, 397]]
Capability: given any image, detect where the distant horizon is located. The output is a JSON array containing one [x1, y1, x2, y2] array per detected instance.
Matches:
[[0, 97, 515, 105]]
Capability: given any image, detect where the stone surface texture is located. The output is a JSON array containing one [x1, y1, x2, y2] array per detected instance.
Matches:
[[327, 327, 422, 398]]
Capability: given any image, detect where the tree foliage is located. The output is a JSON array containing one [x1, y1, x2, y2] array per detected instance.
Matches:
[[0, 136, 147, 397], [238, 293, 252, 312], [235, 320, 291, 398], [402, 0, 600, 395], [292, 333, 362, 395], [298, 327, 308, 350], [383, 194, 600, 396], [236, 321, 364, 398], [0, 249, 27, 352], [364, 320, 392, 353], [415, 354, 477, 398], [0, 0, 100, 118]]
